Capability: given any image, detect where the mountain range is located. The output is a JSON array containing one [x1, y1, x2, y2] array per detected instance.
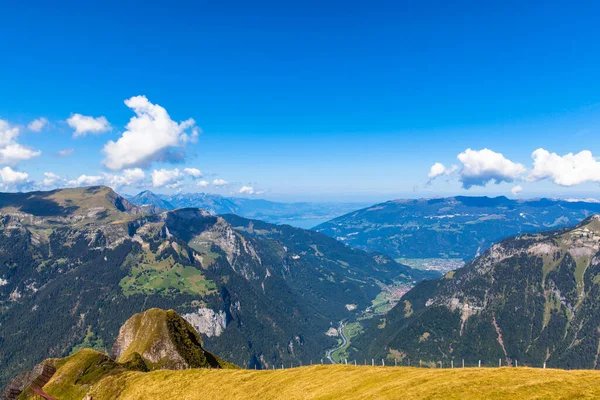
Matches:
[[126, 190, 369, 228], [315, 196, 600, 261], [0, 186, 426, 387], [351, 214, 600, 369]]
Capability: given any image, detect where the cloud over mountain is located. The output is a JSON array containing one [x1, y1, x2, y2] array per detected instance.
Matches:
[[528, 149, 600, 186], [428, 162, 457, 179], [152, 168, 184, 188], [103, 96, 199, 170], [457, 148, 526, 189]]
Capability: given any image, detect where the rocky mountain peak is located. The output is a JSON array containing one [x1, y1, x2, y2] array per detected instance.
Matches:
[[110, 308, 233, 370]]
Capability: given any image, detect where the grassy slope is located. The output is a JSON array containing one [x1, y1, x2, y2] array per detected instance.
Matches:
[[84, 365, 600, 400]]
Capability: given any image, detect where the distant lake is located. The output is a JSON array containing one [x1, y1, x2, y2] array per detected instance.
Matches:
[[282, 218, 331, 229]]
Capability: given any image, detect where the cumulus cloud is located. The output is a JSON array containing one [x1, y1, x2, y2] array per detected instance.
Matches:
[[184, 167, 202, 178], [28, 117, 48, 132], [457, 148, 526, 189], [213, 178, 228, 187], [528, 149, 600, 186], [42, 172, 62, 187], [0, 119, 41, 165], [0, 144, 42, 165], [58, 148, 74, 157], [428, 162, 458, 179], [239, 185, 255, 195], [68, 175, 104, 186], [0, 166, 29, 185], [151, 168, 183, 188], [67, 114, 111, 137], [102, 96, 199, 170], [511, 185, 523, 196], [0, 120, 20, 146], [105, 168, 145, 189], [197, 180, 209, 188]]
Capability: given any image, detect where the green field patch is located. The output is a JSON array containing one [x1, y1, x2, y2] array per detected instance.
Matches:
[[120, 252, 216, 297]]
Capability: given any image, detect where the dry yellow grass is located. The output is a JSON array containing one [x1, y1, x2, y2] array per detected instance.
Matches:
[[83, 365, 600, 400]]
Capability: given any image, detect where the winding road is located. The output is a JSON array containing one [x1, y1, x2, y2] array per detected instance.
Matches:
[[325, 320, 348, 364]]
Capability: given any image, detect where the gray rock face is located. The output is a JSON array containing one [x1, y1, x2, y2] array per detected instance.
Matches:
[[183, 307, 228, 337]]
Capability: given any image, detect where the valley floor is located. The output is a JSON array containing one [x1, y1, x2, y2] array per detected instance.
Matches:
[[88, 365, 600, 399]]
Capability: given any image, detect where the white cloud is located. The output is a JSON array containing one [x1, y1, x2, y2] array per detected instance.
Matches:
[[151, 168, 183, 188], [511, 185, 523, 196], [428, 162, 458, 179], [0, 120, 20, 146], [67, 114, 111, 137], [28, 117, 48, 132], [0, 144, 41, 165], [528, 149, 600, 186], [68, 175, 104, 186], [0, 166, 28, 185], [102, 95, 199, 170], [105, 168, 146, 188], [58, 148, 74, 157], [197, 180, 209, 188], [184, 167, 202, 178], [42, 172, 62, 186], [0, 120, 41, 165], [213, 178, 228, 187], [239, 185, 255, 195], [457, 148, 526, 189]]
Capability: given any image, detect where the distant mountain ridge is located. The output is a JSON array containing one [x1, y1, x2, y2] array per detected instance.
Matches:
[[129, 190, 174, 210], [314, 196, 600, 260], [126, 190, 369, 228]]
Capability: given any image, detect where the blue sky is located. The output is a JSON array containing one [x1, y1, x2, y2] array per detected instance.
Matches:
[[2, 1, 600, 201]]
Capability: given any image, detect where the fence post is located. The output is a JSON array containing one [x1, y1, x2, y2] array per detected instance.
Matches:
[[451, 360, 454, 369], [395, 359, 397, 367], [478, 360, 481, 368], [543, 362, 546, 369], [345, 359, 347, 365], [462, 359, 464, 368], [354, 360, 357, 366], [382, 359, 385, 366], [516, 360, 518, 368], [372, 359, 374, 366], [420, 359, 422, 368], [499, 359, 501, 368]]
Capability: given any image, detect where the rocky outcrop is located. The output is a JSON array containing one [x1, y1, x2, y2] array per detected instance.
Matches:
[[110, 308, 234, 370], [2, 362, 56, 400], [183, 308, 228, 337]]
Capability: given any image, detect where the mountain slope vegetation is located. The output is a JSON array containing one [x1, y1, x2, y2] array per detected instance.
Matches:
[[353, 215, 600, 369], [0, 186, 423, 387]]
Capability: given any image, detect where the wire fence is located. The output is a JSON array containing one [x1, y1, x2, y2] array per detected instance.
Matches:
[[267, 358, 551, 370]]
